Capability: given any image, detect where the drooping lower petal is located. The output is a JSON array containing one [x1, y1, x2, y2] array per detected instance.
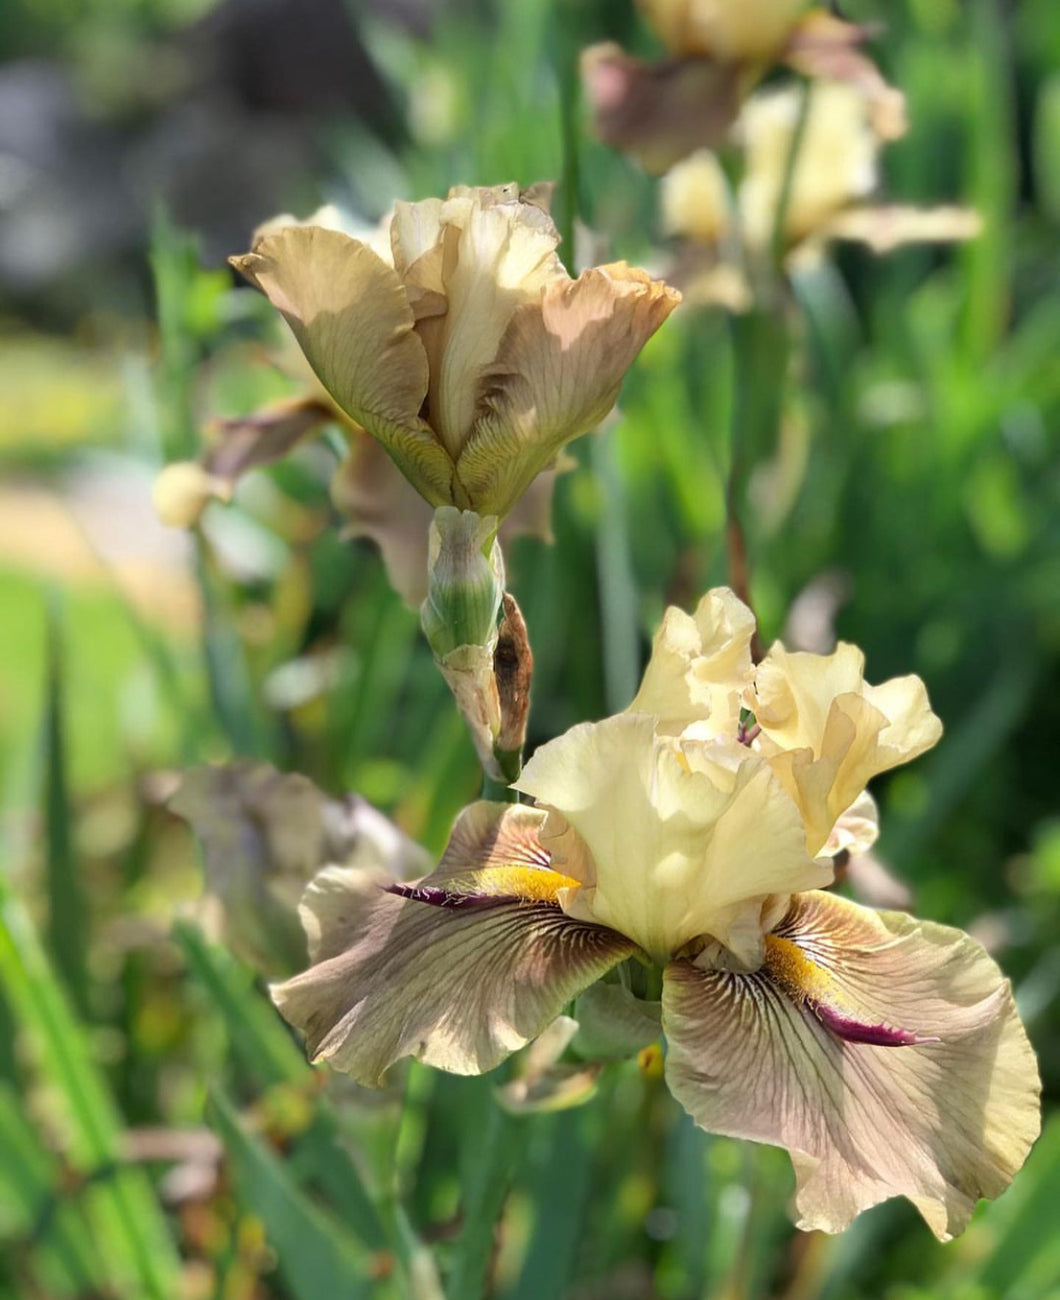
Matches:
[[662, 890, 1040, 1240], [581, 43, 743, 175], [203, 397, 334, 483], [457, 264, 679, 518], [169, 763, 428, 973], [272, 802, 636, 1085], [230, 226, 455, 504]]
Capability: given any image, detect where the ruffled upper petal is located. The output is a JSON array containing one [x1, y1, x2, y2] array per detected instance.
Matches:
[[662, 890, 1040, 1239], [750, 641, 942, 854], [515, 714, 829, 967], [456, 263, 680, 518], [271, 802, 635, 1085], [628, 586, 756, 735], [230, 226, 455, 505], [429, 188, 565, 460]]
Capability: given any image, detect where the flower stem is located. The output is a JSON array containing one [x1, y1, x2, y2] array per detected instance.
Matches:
[[448, 1100, 522, 1299]]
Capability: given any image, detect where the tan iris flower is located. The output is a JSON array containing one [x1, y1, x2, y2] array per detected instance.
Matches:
[[662, 81, 982, 308], [583, 3, 903, 174], [154, 204, 569, 606], [227, 184, 678, 521], [271, 588, 1039, 1239]]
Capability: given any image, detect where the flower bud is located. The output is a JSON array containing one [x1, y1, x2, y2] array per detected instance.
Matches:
[[420, 508, 504, 660], [153, 461, 229, 528]]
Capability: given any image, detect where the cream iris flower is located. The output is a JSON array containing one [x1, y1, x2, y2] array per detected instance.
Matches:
[[272, 588, 1039, 1239], [227, 184, 678, 521], [582, 2, 902, 174], [662, 82, 981, 308]]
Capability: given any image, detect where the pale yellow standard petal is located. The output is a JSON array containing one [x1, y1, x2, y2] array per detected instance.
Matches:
[[457, 264, 680, 518], [629, 586, 755, 735], [751, 641, 942, 854], [271, 802, 635, 1085], [516, 714, 829, 967], [661, 150, 734, 246], [229, 226, 455, 505], [738, 81, 878, 251], [662, 891, 1041, 1239], [823, 790, 879, 858]]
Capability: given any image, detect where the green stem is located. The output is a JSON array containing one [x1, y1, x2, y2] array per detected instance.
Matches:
[[448, 1102, 521, 1299], [770, 79, 812, 277]]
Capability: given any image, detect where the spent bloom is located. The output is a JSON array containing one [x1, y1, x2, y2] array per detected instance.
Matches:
[[227, 183, 678, 521], [272, 588, 1039, 1238]]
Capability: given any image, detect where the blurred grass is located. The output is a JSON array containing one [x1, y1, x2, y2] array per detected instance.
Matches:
[[1, 0, 1059, 1296]]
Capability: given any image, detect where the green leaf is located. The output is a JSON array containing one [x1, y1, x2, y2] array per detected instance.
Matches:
[[209, 1089, 375, 1300], [174, 922, 387, 1249], [41, 597, 88, 1016], [0, 878, 180, 1299]]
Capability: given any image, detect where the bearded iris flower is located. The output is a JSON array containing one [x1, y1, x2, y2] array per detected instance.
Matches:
[[226, 184, 678, 522], [661, 81, 981, 311], [272, 588, 1039, 1238], [154, 204, 566, 606], [582, 0, 904, 174]]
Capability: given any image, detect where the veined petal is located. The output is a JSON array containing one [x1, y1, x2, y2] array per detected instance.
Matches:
[[169, 763, 428, 973], [457, 264, 679, 518], [230, 227, 455, 504], [272, 802, 635, 1085], [516, 714, 828, 966], [751, 641, 942, 854], [629, 586, 755, 735], [737, 82, 878, 251], [662, 891, 1040, 1240]]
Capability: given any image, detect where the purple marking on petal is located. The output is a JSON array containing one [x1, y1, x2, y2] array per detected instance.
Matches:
[[386, 883, 514, 910], [808, 997, 939, 1047]]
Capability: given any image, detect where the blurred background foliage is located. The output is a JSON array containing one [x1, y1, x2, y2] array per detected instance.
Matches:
[[1, 0, 1059, 1296]]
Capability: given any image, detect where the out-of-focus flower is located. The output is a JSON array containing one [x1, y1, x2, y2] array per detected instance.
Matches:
[[170, 762, 428, 974], [272, 588, 1039, 1239], [643, 0, 810, 63], [583, 3, 903, 174], [228, 183, 678, 520], [662, 81, 981, 309]]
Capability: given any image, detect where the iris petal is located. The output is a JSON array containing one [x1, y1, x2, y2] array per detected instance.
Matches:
[[662, 890, 1040, 1239], [272, 802, 635, 1086]]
